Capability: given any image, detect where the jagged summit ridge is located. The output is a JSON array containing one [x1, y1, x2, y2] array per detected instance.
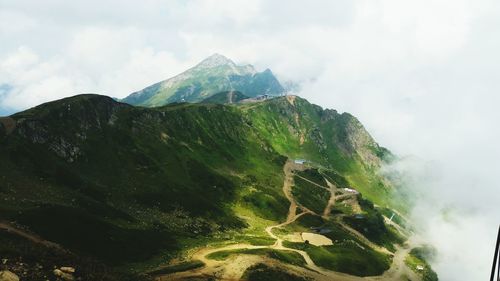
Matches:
[[191, 53, 256, 76], [121, 54, 284, 106]]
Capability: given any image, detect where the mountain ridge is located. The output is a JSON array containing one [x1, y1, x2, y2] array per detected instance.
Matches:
[[0, 90, 435, 280], [121, 54, 285, 106]]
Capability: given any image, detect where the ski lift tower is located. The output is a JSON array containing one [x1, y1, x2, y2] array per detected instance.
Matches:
[[491, 225, 499, 281]]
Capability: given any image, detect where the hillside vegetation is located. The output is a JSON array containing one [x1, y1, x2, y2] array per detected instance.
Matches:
[[0, 93, 430, 280]]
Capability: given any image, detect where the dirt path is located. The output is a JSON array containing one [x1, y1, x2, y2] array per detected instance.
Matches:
[[294, 174, 330, 191], [371, 245, 420, 281], [155, 159, 419, 281], [282, 160, 302, 221], [0, 221, 62, 250], [322, 179, 337, 218], [265, 212, 309, 247]]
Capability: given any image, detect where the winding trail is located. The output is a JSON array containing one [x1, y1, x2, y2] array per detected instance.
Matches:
[[281, 160, 304, 221], [155, 159, 420, 281]]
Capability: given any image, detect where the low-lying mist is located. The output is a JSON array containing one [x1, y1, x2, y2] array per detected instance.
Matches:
[[383, 156, 498, 280], [301, 62, 500, 280]]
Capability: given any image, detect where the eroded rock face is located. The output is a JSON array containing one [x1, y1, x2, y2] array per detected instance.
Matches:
[[15, 120, 80, 162], [309, 126, 327, 151], [0, 270, 19, 281], [48, 138, 81, 163], [342, 115, 383, 168], [16, 119, 49, 144]]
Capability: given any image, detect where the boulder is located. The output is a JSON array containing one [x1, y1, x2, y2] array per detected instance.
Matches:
[[0, 271, 20, 281], [59, 267, 75, 274]]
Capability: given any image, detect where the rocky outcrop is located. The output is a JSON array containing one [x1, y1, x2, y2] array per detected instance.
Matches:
[[48, 138, 81, 163], [53, 267, 75, 281], [309, 126, 327, 151], [10, 95, 130, 162], [341, 114, 384, 168]]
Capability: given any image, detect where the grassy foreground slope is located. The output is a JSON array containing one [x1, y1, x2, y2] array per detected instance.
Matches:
[[0, 95, 284, 270], [0, 94, 405, 279]]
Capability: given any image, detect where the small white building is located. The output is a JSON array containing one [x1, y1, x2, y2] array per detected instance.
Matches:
[[294, 159, 306, 165], [416, 265, 425, 271]]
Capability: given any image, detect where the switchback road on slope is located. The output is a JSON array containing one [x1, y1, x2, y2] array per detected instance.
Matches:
[[156, 159, 420, 281]]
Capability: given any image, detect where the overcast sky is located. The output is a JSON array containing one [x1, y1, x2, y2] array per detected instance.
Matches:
[[1, 1, 499, 280]]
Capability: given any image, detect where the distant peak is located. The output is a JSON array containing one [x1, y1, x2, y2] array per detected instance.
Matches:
[[207, 53, 231, 61], [196, 53, 235, 68]]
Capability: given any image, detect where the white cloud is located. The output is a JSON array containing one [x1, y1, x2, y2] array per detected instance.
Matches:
[[0, 27, 190, 110], [0, 46, 85, 109], [0, 9, 37, 34], [183, 0, 262, 28], [98, 47, 191, 95]]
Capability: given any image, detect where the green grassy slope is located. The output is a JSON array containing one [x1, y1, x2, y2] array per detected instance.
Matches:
[[343, 195, 404, 251], [243, 263, 308, 281], [405, 246, 439, 281], [292, 176, 330, 214], [207, 248, 306, 267], [285, 241, 391, 276], [0, 94, 410, 279]]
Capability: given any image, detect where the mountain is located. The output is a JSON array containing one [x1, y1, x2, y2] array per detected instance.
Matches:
[[0, 93, 437, 281], [121, 54, 285, 106]]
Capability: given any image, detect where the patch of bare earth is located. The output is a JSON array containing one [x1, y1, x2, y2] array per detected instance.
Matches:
[[286, 95, 296, 105], [301, 233, 333, 246], [0, 117, 16, 135]]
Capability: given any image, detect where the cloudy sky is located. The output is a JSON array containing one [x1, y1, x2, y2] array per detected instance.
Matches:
[[1, 0, 499, 280]]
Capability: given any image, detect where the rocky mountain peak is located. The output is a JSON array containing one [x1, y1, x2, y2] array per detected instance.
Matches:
[[121, 54, 282, 105], [195, 53, 236, 69]]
